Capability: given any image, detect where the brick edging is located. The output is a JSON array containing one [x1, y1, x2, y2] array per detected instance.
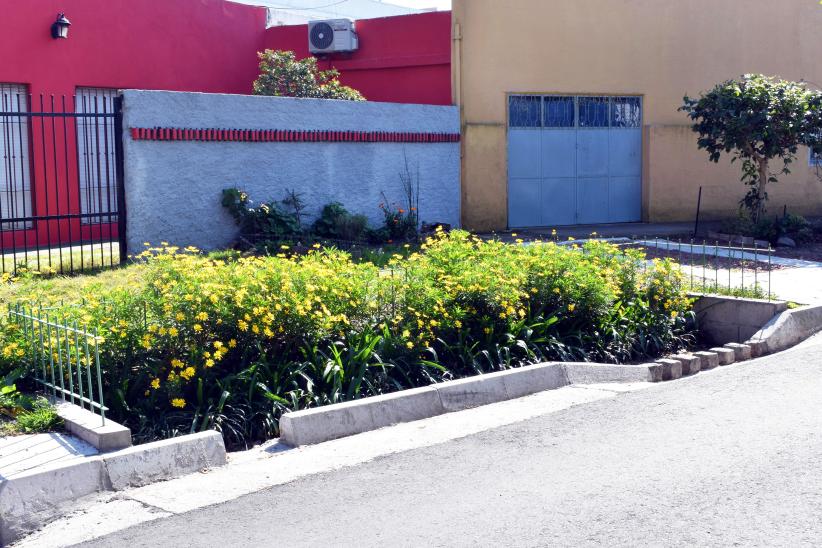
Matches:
[[129, 127, 461, 143]]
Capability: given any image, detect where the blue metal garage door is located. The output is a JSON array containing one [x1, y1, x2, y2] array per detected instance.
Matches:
[[507, 95, 641, 228]]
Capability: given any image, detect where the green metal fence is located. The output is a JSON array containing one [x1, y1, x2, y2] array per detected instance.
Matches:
[[8, 303, 107, 425]]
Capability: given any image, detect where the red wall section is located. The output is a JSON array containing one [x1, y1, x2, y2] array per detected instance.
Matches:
[[263, 12, 452, 105], [0, 0, 267, 97], [0, 0, 266, 252]]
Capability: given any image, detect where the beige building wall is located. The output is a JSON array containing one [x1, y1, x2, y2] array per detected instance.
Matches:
[[452, 0, 822, 230]]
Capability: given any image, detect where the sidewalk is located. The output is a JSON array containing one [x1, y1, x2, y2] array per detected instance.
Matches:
[[0, 433, 98, 480]]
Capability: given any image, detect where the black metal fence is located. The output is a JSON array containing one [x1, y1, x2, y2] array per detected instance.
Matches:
[[0, 88, 126, 275]]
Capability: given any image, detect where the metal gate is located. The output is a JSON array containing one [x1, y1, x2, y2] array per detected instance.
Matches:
[[507, 95, 642, 228], [0, 88, 126, 274]]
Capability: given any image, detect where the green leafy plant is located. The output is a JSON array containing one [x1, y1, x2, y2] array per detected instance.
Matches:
[[253, 50, 365, 101], [14, 398, 62, 433], [721, 210, 813, 245], [681, 74, 822, 223], [222, 188, 302, 243], [312, 202, 369, 242]]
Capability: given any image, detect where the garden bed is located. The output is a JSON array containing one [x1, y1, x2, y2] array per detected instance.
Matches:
[[0, 231, 694, 450]]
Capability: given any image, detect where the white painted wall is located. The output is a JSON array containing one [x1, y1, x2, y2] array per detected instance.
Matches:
[[121, 90, 460, 251]]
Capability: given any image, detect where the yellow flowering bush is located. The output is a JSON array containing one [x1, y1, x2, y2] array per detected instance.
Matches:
[[0, 231, 693, 449]]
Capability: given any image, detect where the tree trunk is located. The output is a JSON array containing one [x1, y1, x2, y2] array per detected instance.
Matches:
[[755, 158, 769, 223]]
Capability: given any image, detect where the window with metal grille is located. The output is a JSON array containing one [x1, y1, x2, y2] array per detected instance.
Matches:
[[508, 95, 642, 129], [508, 95, 542, 128], [543, 96, 575, 128], [75, 88, 118, 224], [0, 84, 33, 231]]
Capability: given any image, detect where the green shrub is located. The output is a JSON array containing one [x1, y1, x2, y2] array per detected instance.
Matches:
[[222, 188, 302, 242], [0, 232, 693, 449], [722, 210, 814, 245], [312, 202, 369, 242]]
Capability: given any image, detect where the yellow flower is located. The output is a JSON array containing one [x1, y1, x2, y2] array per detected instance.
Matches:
[[150, 378, 160, 390], [406, 341, 414, 349], [454, 320, 462, 328], [195, 312, 208, 321], [171, 398, 186, 408], [193, 324, 203, 332], [168, 327, 179, 337], [567, 303, 576, 312], [228, 339, 237, 348], [175, 312, 185, 321], [180, 367, 196, 381], [205, 358, 215, 368]]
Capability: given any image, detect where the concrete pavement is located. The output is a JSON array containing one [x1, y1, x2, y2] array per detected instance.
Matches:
[[34, 333, 822, 547]]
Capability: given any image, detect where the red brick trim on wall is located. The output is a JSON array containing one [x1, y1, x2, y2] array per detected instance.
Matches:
[[129, 127, 460, 143]]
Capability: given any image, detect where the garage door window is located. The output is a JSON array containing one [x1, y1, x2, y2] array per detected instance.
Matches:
[[611, 97, 642, 128], [578, 97, 610, 128], [543, 96, 575, 128], [508, 95, 541, 128]]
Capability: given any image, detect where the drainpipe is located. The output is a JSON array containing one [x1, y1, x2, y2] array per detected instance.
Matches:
[[452, 18, 465, 227]]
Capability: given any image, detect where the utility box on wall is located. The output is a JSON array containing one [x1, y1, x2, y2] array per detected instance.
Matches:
[[120, 90, 460, 251], [308, 19, 359, 54]]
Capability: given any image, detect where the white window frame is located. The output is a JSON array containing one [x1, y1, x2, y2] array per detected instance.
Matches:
[[75, 88, 118, 224], [0, 83, 33, 231]]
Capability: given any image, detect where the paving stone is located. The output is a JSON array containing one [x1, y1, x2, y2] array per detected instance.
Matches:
[[724, 342, 752, 361], [693, 351, 719, 370], [746, 340, 767, 358], [671, 354, 701, 375], [710, 347, 736, 365], [654, 358, 683, 381], [642, 363, 665, 383]]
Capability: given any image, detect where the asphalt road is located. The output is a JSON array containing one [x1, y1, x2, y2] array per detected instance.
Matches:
[[80, 335, 822, 547]]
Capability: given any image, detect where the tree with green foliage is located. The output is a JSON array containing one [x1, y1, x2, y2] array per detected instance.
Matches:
[[252, 50, 365, 101], [681, 74, 822, 222]]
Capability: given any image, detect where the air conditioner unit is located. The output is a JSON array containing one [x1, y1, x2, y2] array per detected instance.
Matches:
[[308, 19, 358, 54]]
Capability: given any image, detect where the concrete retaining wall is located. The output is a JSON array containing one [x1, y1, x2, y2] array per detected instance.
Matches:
[[747, 303, 822, 354], [691, 294, 788, 345], [121, 90, 461, 251]]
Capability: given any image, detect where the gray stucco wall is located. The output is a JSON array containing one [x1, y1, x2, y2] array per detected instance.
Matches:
[[121, 90, 460, 251]]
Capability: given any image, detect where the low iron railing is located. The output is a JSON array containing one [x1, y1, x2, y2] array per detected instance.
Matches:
[[8, 303, 106, 425]]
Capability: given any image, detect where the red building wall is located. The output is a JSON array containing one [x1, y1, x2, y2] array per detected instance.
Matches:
[[0, 0, 267, 253], [0, 2, 451, 255], [263, 12, 452, 105], [0, 0, 267, 97]]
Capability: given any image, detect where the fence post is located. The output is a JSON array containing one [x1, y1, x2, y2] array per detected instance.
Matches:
[[113, 96, 128, 265]]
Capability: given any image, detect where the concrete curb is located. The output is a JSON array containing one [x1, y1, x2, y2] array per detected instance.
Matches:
[[53, 401, 132, 452], [746, 304, 822, 355], [282, 324, 813, 448], [0, 430, 225, 545], [279, 362, 651, 447]]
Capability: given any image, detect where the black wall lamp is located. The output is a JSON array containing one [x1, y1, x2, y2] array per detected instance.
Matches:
[[51, 13, 71, 39]]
